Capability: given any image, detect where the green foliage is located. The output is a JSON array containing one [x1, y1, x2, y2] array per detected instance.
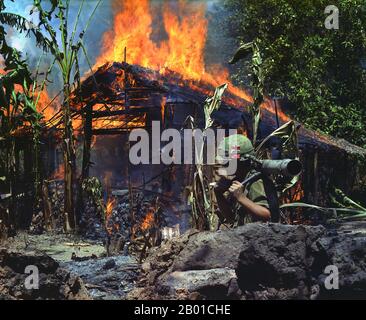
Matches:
[[0, 24, 42, 144], [330, 187, 366, 211], [229, 41, 264, 145], [225, 0, 366, 148], [0, 0, 52, 54], [188, 84, 229, 231], [81, 177, 104, 219], [204, 83, 228, 130], [1, 0, 101, 231], [0, 2, 47, 225]]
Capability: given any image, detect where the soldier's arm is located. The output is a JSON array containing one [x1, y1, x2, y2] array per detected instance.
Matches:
[[214, 188, 235, 223], [229, 181, 270, 221]]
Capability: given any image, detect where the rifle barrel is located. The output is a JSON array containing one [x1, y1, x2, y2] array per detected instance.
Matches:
[[260, 159, 302, 177]]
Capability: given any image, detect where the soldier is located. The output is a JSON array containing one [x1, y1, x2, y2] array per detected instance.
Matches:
[[214, 134, 271, 227]]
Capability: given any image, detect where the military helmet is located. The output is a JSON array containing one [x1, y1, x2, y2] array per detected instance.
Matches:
[[216, 134, 254, 161]]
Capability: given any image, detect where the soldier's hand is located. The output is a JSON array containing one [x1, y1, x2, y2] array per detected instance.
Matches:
[[229, 181, 245, 200]]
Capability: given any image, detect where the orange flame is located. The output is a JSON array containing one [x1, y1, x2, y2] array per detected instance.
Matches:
[[282, 181, 304, 204], [92, 113, 146, 130], [50, 163, 64, 180], [161, 96, 166, 126], [94, 0, 290, 123], [106, 197, 116, 234], [0, 56, 6, 75], [96, 0, 217, 82], [36, 90, 58, 122], [140, 210, 154, 231], [0, 68, 58, 123], [291, 182, 305, 202], [1, 55, 59, 127]]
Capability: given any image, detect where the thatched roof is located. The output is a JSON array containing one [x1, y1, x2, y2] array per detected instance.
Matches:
[[77, 62, 366, 156]]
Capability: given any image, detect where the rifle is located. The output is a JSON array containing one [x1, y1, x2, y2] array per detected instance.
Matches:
[[214, 156, 302, 223], [242, 155, 302, 178]]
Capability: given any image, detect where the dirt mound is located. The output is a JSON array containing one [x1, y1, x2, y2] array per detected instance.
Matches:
[[128, 223, 366, 300], [0, 249, 90, 300]]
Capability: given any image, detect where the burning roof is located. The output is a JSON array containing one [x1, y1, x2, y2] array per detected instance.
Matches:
[[76, 61, 366, 156], [20, 0, 365, 156]]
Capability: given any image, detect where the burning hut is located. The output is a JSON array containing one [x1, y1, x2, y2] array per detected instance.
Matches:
[[40, 61, 366, 233], [3, 0, 366, 236], [3, 61, 365, 235]]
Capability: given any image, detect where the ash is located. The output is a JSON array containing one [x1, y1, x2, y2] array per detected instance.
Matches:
[[61, 255, 140, 300]]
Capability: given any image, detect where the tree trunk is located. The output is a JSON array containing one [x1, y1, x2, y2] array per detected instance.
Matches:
[[42, 181, 54, 231], [32, 126, 41, 215], [76, 103, 93, 230], [62, 84, 76, 232], [81, 103, 92, 180]]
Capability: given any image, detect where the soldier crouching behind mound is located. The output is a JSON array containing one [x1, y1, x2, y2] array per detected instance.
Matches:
[[214, 134, 271, 228]]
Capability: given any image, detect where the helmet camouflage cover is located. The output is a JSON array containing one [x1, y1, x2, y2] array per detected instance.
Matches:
[[216, 134, 254, 162]]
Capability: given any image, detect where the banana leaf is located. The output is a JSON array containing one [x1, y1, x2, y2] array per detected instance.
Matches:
[[280, 202, 366, 220], [229, 41, 263, 145], [332, 188, 366, 211], [340, 213, 366, 220], [256, 120, 299, 156], [229, 42, 253, 65], [255, 120, 300, 193], [203, 83, 228, 130], [188, 84, 228, 230]]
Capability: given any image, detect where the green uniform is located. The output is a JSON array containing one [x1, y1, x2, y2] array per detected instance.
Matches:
[[215, 171, 269, 226], [235, 171, 269, 225], [214, 134, 269, 226]]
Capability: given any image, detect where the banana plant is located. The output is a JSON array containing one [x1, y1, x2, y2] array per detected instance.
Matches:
[[25, 55, 55, 202], [0, 41, 45, 230], [229, 41, 264, 146], [1, 0, 101, 232], [32, 0, 101, 232], [187, 83, 228, 231]]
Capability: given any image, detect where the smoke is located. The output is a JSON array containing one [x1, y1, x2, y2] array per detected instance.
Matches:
[[3, 0, 233, 94], [3, 0, 112, 95], [3, 1, 40, 60]]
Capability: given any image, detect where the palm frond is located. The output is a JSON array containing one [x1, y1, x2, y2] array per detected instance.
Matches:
[[0, 12, 53, 54]]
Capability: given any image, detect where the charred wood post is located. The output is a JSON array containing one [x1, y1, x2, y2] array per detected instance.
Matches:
[[126, 129, 135, 240], [8, 139, 16, 233], [76, 103, 94, 228], [124, 47, 129, 109], [82, 103, 93, 180], [24, 142, 35, 227], [42, 181, 55, 231]]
